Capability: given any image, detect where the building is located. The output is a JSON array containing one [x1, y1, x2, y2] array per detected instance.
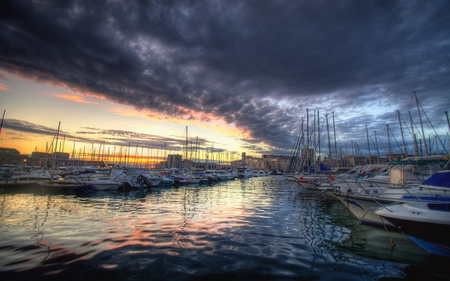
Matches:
[[0, 147, 29, 165], [167, 154, 182, 169], [29, 151, 70, 167], [262, 154, 291, 171], [231, 153, 292, 172]]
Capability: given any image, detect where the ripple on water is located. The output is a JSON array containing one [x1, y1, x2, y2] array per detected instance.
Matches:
[[0, 177, 447, 280]]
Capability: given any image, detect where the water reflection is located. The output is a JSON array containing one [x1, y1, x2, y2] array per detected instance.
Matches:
[[0, 177, 449, 280], [33, 194, 51, 267]]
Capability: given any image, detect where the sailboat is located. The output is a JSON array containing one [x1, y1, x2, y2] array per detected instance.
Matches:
[[374, 170, 450, 257], [375, 184, 450, 258], [35, 122, 94, 193], [332, 159, 449, 226]]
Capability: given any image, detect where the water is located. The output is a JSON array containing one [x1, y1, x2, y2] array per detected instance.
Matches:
[[0, 176, 449, 281]]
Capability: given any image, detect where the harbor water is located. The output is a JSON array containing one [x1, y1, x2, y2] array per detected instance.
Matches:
[[0, 176, 449, 281]]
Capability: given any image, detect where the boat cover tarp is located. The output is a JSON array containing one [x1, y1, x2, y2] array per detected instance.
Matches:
[[320, 164, 331, 171], [421, 171, 450, 189]]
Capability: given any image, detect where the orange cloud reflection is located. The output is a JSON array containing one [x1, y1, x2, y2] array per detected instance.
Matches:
[[99, 201, 250, 254]]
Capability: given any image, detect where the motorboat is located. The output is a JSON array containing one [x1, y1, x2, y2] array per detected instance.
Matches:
[[119, 168, 162, 191], [375, 201, 450, 257], [214, 169, 235, 180], [202, 170, 220, 182], [237, 166, 252, 178], [173, 173, 202, 185], [330, 163, 450, 226], [298, 164, 389, 191], [0, 166, 61, 187], [63, 173, 122, 191], [36, 178, 93, 193]]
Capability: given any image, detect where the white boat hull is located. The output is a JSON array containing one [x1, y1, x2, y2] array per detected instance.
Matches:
[[375, 202, 450, 256]]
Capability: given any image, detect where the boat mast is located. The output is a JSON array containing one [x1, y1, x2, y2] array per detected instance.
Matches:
[[211, 142, 214, 170], [141, 146, 144, 167], [442, 111, 450, 155], [62, 134, 65, 153], [365, 125, 371, 164], [374, 130, 380, 164], [196, 136, 199, 165], [434, 136, 438, 155], [306, 109, 314, 171], [313, 110, 316, 168], [414, 91, 429, 155], [351, 140, 354, 160], [386, 125, 392, 161], [317, 111, 321, 163], [332, 112, 338, 165], [396, 110, 407, 157], [326, 114, 332, 164], [183, 126, 188, 169], [299, 117, 304, 172], [185, 126, 188, 162], [408, 111, 419, 156], [189, 138, 193, 162], [52, 121, 61, 169], [0, 110, 6, 147], [446, 111, 450, 133], [306, 109, 310, 149], [0, 110, 6, 134]]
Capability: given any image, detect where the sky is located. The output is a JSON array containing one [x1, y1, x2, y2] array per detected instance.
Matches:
[[0, 0, 449, 162]]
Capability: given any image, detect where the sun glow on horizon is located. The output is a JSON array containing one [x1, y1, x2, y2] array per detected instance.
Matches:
[[0, 71, 258, 158]]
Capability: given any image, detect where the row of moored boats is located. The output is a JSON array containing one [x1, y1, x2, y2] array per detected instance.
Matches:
[[0, 165, 281, 193], [290, 155, 450, 258]]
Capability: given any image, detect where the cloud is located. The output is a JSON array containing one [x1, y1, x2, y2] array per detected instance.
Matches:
[[55, 93, 99, 104], [0, 83, 9, 91], [2, 118, 217, 153], [1, 0, 449, 156], [2, 118, 60, 136]]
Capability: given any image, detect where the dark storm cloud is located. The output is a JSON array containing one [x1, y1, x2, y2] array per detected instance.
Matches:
[[1, 0, 449, 155], [3, 119, 60, 136]]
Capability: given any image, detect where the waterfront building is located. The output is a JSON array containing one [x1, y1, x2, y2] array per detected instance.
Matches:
[[0, 147, 29, 165], [167, 154, 182, 169], [262, 154, 291, 171], [30, 151, 70, 167]]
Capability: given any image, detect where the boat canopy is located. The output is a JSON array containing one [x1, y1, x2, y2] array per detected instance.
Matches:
[[420, 170, 450, 190], [319, 163, 331, 171]]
